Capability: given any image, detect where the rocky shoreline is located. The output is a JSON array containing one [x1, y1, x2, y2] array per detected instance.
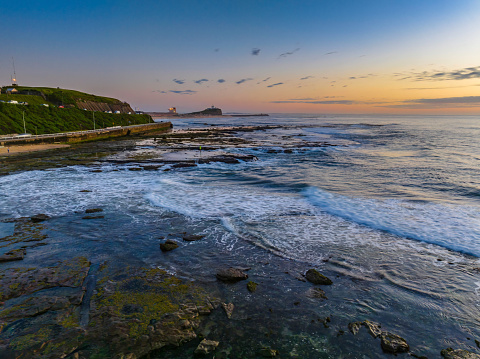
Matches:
[[1, 126, 479, 358]]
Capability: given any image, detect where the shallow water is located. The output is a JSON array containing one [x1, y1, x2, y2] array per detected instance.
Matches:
[[1, 113, 480, 357]]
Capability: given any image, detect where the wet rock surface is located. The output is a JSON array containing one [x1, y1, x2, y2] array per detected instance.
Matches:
[[441, 348, 480, 359], [182, 234, 205, 242], [194, 339, 219, 355], [160, 239, 179, 252], [222, 302, 234, 319], [216, 268, 249, 282], [380, 332, 410, 354], [305, 268, 333, 285], [0, 261, 217, 359]]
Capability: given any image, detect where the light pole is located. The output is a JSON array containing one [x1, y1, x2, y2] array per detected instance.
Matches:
[[93, 111, 96, 130], [22, 111, 26, 134]]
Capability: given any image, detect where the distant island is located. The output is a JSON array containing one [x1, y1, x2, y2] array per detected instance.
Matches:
[[146, 105, 268, 118]]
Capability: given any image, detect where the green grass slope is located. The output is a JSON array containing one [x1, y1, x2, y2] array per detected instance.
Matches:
[[4, 86, 121, 106], [0, 93, 52, 106], [0, 103, 152, 136]]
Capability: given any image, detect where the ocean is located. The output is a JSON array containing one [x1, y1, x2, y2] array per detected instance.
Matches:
[[1, 113, 479, 357]]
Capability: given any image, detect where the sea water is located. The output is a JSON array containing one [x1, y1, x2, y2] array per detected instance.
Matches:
[[0, 114, 479, 357]]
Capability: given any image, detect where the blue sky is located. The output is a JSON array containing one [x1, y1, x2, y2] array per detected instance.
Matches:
[[2, 0, 480, 113]]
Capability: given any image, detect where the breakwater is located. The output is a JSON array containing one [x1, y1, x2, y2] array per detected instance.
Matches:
[[0, 121, 172, 146]]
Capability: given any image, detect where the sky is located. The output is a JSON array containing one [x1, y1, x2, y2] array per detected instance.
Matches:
[[1, 0, 480, 114]]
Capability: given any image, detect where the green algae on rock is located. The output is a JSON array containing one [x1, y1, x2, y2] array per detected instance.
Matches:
[[305, 268, 333, 285], [83, 266, 218, 358], [247, 281, 258, 292]]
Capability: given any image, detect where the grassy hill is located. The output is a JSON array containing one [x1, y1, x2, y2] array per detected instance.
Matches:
[[0, 86, 152, 135], [1, 86, 121, 106]]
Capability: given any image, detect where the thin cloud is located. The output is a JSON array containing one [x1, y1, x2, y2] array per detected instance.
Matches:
[[236, 78, 253, 85], [272, 100, 356, 105], [272, 96, 381, 106], [217, 79, 226, 83], [173, 79, 185, 85], [382, 96, 480, 109], [405, 84, 480, 90], [399, 66, 480, 82], [267, 82, 284, 88], [300, 76, 314, 80], [153, 90, 168, 94], [278, 48, 300, 59], [170, 90, 197, 95], [194, 79, 209, 84], [324, 51, 338, 55], [408, 96, 480, 104], [251, 48, 261, 56], [257, 77, 271, 84]]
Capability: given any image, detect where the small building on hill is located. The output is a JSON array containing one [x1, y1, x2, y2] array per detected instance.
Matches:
[[4, 88, 18, 94]]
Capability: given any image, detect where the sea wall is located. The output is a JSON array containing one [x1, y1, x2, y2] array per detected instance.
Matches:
[[0, 122, 172, 146], [76, 100, 135, 114]]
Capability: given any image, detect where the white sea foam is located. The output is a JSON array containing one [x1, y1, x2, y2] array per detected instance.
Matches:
[[0, 167, 163, 218], [146, 177, 311, 219], [303, 186, 480, 257], [145, 175, 464, 266]]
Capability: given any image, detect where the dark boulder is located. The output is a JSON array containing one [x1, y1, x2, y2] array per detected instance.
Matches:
[[380, 332, 409, 354], [216, 268, 248, 282], [160, 240, 179, 252], [30, 214, 50, 223], [183, 234, 205, 242], [305, 269, 333, 285], [85, 208, 103, 214], [247, 281, 258, 292]]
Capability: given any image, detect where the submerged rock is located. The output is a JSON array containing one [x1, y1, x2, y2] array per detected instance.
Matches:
[[305, 269, 333, 285], [160, 239, 179, 252], [222, 302, 234, 319], [306, 287, 328, 300], [85, 208, 103, 214], [259, 347, 279, 357], [247, 281, 258, 292], [362, 320, 382, 338], [348, 322, 363, 335], [183, 234, 205, 242], [216, 268, 248, 282], [0, 248, 26, 262], [380, 332, 409, 354], [441, 348, 480, 359], [82, 215, 104, 220], [30, 213, 50, 223], [194, 339, 219, 355]]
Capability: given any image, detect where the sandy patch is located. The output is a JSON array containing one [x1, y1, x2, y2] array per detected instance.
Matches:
[[0, 144, 70, 156]]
